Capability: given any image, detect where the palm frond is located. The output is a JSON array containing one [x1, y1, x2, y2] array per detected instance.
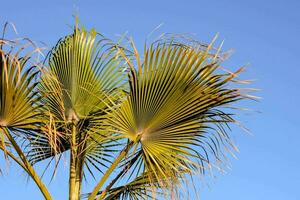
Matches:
[[103, 38, 252, 191], [0, 36, 42, 159], [41, 27, 126, 122], [0, 39, 41, 130], [28, 27, 127, 181], [0, 34, 52, 199]]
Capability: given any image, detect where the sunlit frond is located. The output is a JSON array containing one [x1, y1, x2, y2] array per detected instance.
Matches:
[[28, 26, 127, 183], [103, 38, 252, 193], [0, 33, 53, 199], [41, 27, 126, 122], [0, 36, 42, 159], [0, 39, 41, 130]]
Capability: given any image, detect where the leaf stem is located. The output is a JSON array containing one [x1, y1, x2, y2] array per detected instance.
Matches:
[[4, 128, 52, 200], [88, 140, 135, 200]]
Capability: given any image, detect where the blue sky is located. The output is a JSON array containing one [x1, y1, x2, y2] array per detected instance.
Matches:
[[1, 0, 300, 199]]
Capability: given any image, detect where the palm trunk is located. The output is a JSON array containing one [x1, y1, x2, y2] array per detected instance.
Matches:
[[69, 123, 83, 200]]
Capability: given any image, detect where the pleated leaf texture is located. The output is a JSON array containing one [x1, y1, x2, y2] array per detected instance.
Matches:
[[101, 40, 251, 195]]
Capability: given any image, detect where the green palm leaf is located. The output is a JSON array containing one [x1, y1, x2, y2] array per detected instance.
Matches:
[[0, 41, 41, 130], [26, 26, 128, 194], [30, 26, 123, 146], [0, 36, 52, 199], [0, 37, 42, 158], [102, 39, 251, 192]]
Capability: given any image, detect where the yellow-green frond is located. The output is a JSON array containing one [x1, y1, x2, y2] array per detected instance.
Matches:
[[40, 27, 126, 122], [104, 39, 252, 190], [0, 39, 41, 130]]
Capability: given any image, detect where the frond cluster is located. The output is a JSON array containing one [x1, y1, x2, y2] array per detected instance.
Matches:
[[0, 24, 255, 200]]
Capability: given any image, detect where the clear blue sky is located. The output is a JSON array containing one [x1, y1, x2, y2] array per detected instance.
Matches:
[[1, 0, 300, 199]]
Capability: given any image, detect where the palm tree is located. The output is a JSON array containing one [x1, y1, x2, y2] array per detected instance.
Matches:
[[0, 23, 253, 200]]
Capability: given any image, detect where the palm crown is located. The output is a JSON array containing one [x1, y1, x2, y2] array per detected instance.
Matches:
[[0, 24, 254, 200]]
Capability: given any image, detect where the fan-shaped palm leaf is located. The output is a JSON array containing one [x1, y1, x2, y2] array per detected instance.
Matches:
[[26, 26, 127, 199], [89, 38, 253, 199], [0, 37, 52, 199]]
